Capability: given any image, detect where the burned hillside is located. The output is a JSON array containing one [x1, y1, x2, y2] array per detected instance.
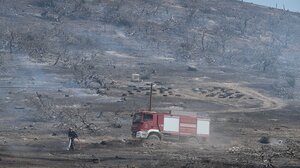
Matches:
[[1, 0, 300, 98], [0, 0, 300, 168]]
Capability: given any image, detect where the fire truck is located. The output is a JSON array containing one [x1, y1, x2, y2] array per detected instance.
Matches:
[[131, 110, 210, 142]]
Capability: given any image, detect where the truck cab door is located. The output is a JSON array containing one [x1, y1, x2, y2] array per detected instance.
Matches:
[[143, 114, 154, 129]]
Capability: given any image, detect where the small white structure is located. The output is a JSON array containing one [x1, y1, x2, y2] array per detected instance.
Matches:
[[131, 74, 140, 82]]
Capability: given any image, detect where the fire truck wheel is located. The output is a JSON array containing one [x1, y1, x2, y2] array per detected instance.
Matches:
[[147, 133, 161, 141]]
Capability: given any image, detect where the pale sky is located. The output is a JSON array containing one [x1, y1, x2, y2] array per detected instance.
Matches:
[[243, 0, 300, 13]]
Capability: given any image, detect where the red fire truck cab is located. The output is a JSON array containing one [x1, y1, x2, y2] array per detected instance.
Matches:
[[131, 110, 210, 142]]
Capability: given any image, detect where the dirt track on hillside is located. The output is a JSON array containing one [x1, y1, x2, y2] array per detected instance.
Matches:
[[178, 82, 285, 113]]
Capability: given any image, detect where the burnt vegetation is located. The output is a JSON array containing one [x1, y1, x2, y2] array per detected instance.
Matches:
[[0, 0, 300, 167], [0, 0, 299, 99]]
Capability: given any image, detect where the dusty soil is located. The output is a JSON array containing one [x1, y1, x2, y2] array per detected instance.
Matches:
[[0, 52, 299, 168]]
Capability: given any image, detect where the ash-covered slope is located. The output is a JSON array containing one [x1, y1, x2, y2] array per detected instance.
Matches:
[[0, 0, 300, 98]]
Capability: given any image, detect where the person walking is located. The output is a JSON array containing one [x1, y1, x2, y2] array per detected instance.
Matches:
[[67, 127, 79, 150]]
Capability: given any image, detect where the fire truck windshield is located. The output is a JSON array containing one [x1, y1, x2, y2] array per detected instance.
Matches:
[[133, 113, 142, 123]]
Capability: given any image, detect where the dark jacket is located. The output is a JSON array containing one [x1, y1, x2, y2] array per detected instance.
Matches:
[[68, 130, 78, 140]]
